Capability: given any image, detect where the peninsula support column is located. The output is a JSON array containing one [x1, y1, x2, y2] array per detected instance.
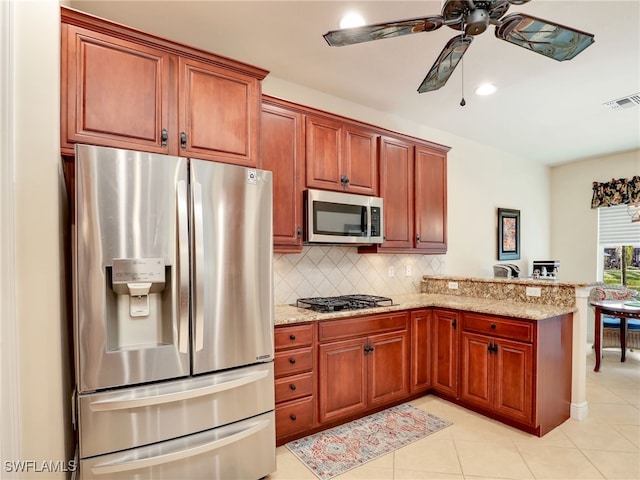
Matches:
[[571, 286, 591, 421]]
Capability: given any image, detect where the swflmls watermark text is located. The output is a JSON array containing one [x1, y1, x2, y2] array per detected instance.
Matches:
[[4, 460, 77, 473]]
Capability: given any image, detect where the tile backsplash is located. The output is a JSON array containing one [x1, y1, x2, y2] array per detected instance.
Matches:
[[274, 246, 445, 305]]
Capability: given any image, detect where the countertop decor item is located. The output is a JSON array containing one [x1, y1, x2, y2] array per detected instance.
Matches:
[[497, 207, 520, 260], [285, 403, 451, 480]]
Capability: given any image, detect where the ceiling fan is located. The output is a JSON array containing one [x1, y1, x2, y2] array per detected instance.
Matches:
[[323, 0, 595, 93]]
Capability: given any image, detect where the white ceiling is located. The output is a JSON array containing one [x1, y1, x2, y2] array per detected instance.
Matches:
[[67, 0, 640, 166]]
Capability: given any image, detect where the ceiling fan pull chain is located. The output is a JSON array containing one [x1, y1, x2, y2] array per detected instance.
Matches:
[[460, 23, 466, 107]]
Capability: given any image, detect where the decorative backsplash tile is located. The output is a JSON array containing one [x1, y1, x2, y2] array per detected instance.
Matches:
[[274, 246, 445, 305]]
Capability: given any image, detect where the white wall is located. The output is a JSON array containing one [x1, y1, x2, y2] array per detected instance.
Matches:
[[264, 77, 552, 281], [550, 148, 640, 342], [550, 148, 640, 283], [8, 1, 73, 477]]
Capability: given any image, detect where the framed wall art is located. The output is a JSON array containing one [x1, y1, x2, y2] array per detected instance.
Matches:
[[497, 208, 520, 260]]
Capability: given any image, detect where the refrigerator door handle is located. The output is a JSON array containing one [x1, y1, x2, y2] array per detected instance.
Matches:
[[192, 181, 205, 352], [88, 369, 270, 412], [176, 180, 190, 354], [89, 417, 271, 476]]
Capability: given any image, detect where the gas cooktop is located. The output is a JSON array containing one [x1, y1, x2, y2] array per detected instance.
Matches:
[[296, 294, 393, 313]]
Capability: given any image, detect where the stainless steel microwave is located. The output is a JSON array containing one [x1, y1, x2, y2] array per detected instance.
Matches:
[[304, 189, 383, 244]]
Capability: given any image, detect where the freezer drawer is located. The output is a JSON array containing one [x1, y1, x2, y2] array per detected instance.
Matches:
[[78, 411, 276, 480], [78, 363, 274, 458]]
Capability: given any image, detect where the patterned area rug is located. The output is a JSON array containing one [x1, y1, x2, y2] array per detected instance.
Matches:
[[285, 403, 452, 480]]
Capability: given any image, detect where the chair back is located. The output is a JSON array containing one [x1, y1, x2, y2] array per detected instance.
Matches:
[[589, 284, 639, 302]]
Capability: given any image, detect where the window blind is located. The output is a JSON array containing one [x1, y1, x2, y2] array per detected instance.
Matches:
[[598, 204, 640, 245]]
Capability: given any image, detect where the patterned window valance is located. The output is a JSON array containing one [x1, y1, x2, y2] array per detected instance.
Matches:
[[591, 175, 640, 208]]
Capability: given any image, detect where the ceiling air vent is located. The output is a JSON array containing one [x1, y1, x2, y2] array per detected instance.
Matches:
[[603, 93, 640, 110]]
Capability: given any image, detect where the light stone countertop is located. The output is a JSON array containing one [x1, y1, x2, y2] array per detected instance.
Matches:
[[274, 293, 577, 326]]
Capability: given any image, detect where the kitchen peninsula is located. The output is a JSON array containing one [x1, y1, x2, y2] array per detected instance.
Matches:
[[274, 275, 593, 445]]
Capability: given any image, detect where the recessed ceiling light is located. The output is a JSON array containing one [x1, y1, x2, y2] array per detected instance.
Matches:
[[340, 12, 366, 29], [475, 83, 497, 96]]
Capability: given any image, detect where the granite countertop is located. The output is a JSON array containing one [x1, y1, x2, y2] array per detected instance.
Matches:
[[422, 275, 596, 288], [274, 293, 577, 326]]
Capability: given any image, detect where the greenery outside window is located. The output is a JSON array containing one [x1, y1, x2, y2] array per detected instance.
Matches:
[[598, 205, 640, 288]]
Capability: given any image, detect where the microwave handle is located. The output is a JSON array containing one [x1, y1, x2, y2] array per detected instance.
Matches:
[[362, 207, 368, 236]]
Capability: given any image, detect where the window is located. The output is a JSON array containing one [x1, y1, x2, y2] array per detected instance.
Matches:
[[598, 204, 640, 287]]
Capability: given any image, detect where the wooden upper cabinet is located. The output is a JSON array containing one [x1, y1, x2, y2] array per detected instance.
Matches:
[[260, 98, 305, 252], [414, 145, 448, 253], [305, 115, 342, 191], [343, 125, 378, 195], [305, 115, 378, 195], [179, 57, 260, 165], [360, 134, 449, 254], [60, 6, 267, 165], [378, 135, 414, 249], [61, 23, 175, 154]]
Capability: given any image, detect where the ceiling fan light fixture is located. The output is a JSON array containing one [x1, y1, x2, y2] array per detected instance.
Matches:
[[339, 12, 366, 29], [475, 83, 497, 96]]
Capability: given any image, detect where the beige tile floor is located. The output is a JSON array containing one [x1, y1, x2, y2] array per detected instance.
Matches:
[[268, 346, 640, 480]]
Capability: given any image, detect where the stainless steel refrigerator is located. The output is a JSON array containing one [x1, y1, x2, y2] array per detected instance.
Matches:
[[72, 144, 275, 479]]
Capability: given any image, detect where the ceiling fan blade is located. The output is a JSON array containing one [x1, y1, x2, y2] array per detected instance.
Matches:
[[495, 13, 594, 61], [417, 35, 473, 93], [323, 16, 444, 47]]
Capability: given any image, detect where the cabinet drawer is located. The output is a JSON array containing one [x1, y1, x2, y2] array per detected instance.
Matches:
[[318, 312, 408, 342], [276, 396, 314, 438], [275, 372, 314, 404], [462, 313, 533, 343], [275, 324, 314, 350], [274, 347, 313, 378]]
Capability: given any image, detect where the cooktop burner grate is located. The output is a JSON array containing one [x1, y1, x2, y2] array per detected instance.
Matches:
[[296, 294, 393, 312]]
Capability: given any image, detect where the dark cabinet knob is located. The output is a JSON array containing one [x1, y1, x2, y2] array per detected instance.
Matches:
[[180, 131, 187, 150], [490, 324, 496, 330], [340, 175, 349, 188], [290, 414, 297, 421], [416, 235, 421, 243], [289, 384, 296, 391], [289, 357, 296, 364], [297, 226, 302, 238], [161, 128, 168, 148], [289, 334, 296, 340]]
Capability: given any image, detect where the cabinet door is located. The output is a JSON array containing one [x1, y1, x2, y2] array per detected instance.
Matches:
[[62, 24, 175, 153], [410, 309, 432, 393], [459, 332, 492, 410], [261, 102, 305, 252], [305, 115, 342, 190], [179, 57, 260, 166], [414, 146, 447, 253], [379, 136, 414, 248], [368, 330, 409, 406], [494, 339, 533, 424], [318, 338, 367, 423], [343, 125, 379, 195], [431, 309, 459, 397]]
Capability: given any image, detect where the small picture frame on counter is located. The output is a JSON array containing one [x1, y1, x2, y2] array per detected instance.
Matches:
[[497, 208, 520, 260]]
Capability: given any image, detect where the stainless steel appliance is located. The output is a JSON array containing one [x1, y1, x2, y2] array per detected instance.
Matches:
[[296, 294, 393, 312], [493, 264, 520, 279], [304, 188, 383, 244], [533, 260, 560, 279], [72, 145, 275, 479]]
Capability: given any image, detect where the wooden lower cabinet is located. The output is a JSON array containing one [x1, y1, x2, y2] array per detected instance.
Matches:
[[274, 323, 316, 444], [274, 307, 572, 443], [410, 309, 432, 393], [431, 309, 459, 398], [317, 312, 409, 424], [460, 312, 572, 435], [460, 331, 533, 424]]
